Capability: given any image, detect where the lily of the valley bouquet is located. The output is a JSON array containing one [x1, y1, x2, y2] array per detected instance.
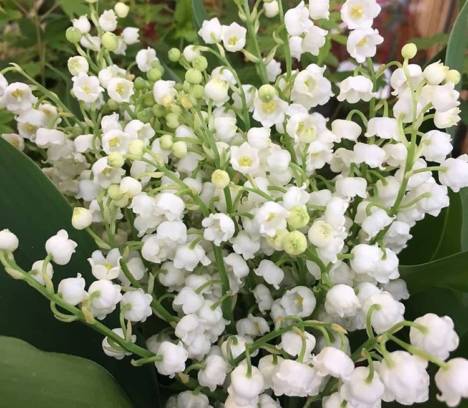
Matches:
[[0, 0, 467, 406]]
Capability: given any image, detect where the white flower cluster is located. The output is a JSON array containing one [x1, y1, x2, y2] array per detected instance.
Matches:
[[0, 1, 467, 407]]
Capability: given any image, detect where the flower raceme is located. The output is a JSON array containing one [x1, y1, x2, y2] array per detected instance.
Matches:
[[0, 0, 467, 407]]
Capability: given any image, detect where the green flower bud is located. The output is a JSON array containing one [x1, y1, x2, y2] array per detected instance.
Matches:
[[283, 231, 307, 256], [108, 184, 123, 201], [127, 139, 145, 159], [107, 99, 119, 110], [134, 77, 148, 90], [143, 93, 155, 107], [168, 48, 181, 62], [258, 84, 277, 102], [191, 84, 204, 99], [172, 141, 187, 158], [108, 152, 125, 168], [101, 32, 118, 51], [185, 68, 203, 84], [446, 69, 461, 85], [266, 229, 289, 251], [152, 105, 165, 117], [160, 134, 173, 150], [65, 27, 82, 44], [287, 205, 310, 230], [211, 169, 230, 189], [147, 67, 163, 82], [137, 108, 152, 122], [166, 112, 179, 129], [193, 56, 208, 71], [401, 43, 417, 60]]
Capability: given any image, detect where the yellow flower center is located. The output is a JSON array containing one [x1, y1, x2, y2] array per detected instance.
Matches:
[[350, 5, 364, 19]]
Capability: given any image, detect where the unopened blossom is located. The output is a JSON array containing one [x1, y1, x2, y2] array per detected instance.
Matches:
[[45, 230, 77, 265], [435, 358, 468, 407], [155, 341, 188, 377], [313, 347, 354, 380], [377, 351, 430, 405], [410, 313, 459, 360], [0, 229, 19, 252]]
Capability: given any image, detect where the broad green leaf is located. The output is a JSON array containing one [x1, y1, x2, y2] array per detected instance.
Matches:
[[57, 0, 88, 17], [400, 192, 463, 264], [410, 32, 448, 50], [445, 0, 468, 91], [0, 336, 131, 408], [400, 250, 468, 293], [461, 188, 468, 250], [0, 138, 157, 407], [192, 0, 207, 30]]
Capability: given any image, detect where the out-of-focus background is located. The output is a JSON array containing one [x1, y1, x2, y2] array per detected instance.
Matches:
[[0, 0, 466, 142]]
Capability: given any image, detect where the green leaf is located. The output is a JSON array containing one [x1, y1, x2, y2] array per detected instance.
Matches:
[[461, 188, 468, 250], [192, 0, 207, 30], [410, 32, 448, 50], [0, 138, 157, 407], [445, 0, 468, 91], [400, 191, 463, 264], [57, 0, 88, 17], [400, 250, 468, 293], [0, 336, 131, 408]]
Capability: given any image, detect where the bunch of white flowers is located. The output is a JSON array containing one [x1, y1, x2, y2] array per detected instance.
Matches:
[[0, 0, 467, 407]]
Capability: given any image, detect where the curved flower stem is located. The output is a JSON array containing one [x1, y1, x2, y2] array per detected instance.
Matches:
[[212, 245, 233, 323], [0, 251, 152, 358]]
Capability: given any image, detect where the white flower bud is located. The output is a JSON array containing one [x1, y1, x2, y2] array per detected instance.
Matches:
[[121, 289, 152, 322], [114, 2, 129, 18], [155, 341, 188, 377], [313, 347, 354, 380], [435, 358, 468, 407], [198, 354, 229, 391], [410, 313, 459, 360], [72, 207, 93, 230], [424, 61, 449, 85], [45, 230, 77, 265], [58, 273, 86, 305], [325, 284, 360, 318], [264, 1, 279, 18], [377, 351, 429, 405], [228, 362, 264, 406], [0, 229, 19, 252]]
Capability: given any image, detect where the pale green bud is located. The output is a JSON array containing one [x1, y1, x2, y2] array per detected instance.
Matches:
[[72, 207, 93, 230], [185, 69, 203, 84], [108, 184, 123, 200], [101, 32, 118, 51], [66, 27, 82, 44], [160, 134, 173, 149], [401, 43, 417, 60], [127, 139, 145, 159], [114, 2, 130, 18], [172, 141, 187, 158], [258, 84, 277, 102], [287, 205, 310, 230], [211, 169, 230, 189], [168, 48, 181, 62], [166, 113, 179, 129], [108, 152, 125, 168], [446, 69, 461, 85], [266, 229, 289, 251], [193, 56, 208, 71], [283, 231, 307, 256]]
